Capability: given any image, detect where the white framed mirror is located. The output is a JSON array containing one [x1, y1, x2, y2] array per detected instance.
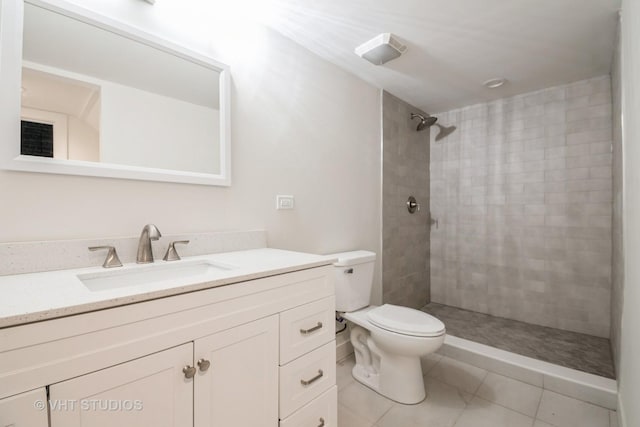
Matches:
[[0, 0, 231, 186]]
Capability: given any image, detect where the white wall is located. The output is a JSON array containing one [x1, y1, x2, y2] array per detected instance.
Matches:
[[618, 0, 640, 425], [100, 82, 220, 174], [0, 0, 383, 302], [68, 115, 99, 162]]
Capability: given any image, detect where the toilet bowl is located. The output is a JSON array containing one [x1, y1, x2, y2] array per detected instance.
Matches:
[[329, 251, 445, 404]]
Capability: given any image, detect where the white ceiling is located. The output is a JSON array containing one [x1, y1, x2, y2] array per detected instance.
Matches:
[[264, 0, 621, 113], [23, 3, 220, 109]]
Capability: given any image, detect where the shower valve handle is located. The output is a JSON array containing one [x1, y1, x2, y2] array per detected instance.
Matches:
[[407, 196, 420, 213]]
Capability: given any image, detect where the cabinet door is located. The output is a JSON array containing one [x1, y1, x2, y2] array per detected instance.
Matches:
[[49, 343, 193, 427], [195, 315, 279, 427], [0, 388, 48, 427]]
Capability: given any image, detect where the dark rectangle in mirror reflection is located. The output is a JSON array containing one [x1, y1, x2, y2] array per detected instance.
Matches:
[[21, 120, 53, 157]]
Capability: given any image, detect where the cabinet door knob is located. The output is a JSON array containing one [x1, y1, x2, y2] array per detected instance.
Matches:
[[318, 418, 325, 427], [300, 322, 323, 335], [183, 365, 197, 379], [197, 358, 211, 372], [300, 369, 324, 386]]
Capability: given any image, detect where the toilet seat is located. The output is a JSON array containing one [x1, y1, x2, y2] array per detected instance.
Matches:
[[367, 304, 445, 337]]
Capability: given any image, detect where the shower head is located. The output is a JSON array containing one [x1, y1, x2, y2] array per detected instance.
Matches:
[[434, 124, 457, 141], [410, 113, 437, 131]]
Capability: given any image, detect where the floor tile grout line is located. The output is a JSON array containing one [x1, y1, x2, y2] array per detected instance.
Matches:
[[430, 359, 550, 421], [481, 368, 611, 421], [533, 387, 546, 420], [473, 394, 540, 421], [341, 377, 400, 426], [450, 394, 470, 427], [473, 371, 546, 419], [432, 360, 484, 427], [372, 400, 395, 425], [424, 354, 444, 376], [337, 393, 389, 427], [427, 354, 490, 398], [471, 369, 489, 396]]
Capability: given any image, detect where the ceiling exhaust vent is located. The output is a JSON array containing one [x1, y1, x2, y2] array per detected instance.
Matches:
[[355, 33, 407, 65]]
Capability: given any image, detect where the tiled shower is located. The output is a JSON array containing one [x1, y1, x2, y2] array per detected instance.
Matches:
[[382, 76, 619, 377], [430, 76, 612, 337], [382, 91, 431, 310]]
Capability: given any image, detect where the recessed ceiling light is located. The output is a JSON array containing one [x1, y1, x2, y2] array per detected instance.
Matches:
[[483, 78, 507, 89]]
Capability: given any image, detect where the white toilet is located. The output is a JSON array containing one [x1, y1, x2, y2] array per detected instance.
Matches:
[[330, 250, 445, 404]]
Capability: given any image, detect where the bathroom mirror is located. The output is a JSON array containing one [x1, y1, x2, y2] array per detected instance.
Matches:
[[0, 0, 231, 186]]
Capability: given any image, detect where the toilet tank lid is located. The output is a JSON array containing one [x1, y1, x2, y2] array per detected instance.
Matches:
[[328, 250, 376, 266]]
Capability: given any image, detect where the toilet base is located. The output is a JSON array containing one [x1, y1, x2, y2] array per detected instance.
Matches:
[[351, 361, 380, 392], [349, 325, 428, 404], [352, 358, 426, 404]]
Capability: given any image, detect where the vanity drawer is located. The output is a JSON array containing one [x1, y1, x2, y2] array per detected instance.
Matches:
[[280, 297, 335, 364], [279, 386, 337, 427], [279, 340, 336, 419]]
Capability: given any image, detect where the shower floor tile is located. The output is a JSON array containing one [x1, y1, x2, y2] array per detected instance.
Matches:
[[421, 303, 615, 379]]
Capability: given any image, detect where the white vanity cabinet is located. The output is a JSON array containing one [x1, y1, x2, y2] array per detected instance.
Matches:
[[49, 316, 279, 427], [0, 388, 49, 427], [194, 315, 279, 427], [49, 343, 194, 427], [278, 297, 337, 426], [0, 264, 336, 427]]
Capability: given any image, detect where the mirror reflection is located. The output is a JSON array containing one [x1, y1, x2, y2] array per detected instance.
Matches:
[[21, 2, 223, 175]]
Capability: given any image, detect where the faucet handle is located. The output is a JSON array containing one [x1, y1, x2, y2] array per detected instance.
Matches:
[[89, 246, 123, 268], [163, 240, 190, 262]]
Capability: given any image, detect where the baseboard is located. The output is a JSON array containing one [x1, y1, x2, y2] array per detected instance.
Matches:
[[336, 337, 354, 362]]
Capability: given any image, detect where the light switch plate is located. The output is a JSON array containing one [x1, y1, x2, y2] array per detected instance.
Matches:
[[276, 195, 295, 210]]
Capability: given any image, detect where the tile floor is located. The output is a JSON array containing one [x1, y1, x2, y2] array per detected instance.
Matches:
[[422, 303, 615, 379], [336, 353, 617, 427]]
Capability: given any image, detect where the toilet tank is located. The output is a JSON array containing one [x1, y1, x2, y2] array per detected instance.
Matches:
[[328, 250, 376, 312]]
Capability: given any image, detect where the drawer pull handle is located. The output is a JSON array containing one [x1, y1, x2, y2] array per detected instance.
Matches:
[[300, 322, 323, 335], [318, 417, 325, 427], [344, 268, 354, 274], [300, 369, 324, 386]]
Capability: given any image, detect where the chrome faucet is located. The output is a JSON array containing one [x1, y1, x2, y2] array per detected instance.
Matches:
[[136, 224, 162, 264]]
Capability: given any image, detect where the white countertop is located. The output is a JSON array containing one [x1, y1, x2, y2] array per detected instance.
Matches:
[[0, 248, 336, 328]]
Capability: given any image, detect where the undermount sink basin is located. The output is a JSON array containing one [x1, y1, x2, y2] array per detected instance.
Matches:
[[78, 260, 236, 292]]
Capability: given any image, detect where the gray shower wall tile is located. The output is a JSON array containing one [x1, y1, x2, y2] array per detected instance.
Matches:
[[382, 91, 431, 309], [430, 76, 613, 338]]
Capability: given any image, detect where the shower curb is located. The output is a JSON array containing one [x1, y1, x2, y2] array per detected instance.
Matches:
[[437, 334, 617, 410]]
